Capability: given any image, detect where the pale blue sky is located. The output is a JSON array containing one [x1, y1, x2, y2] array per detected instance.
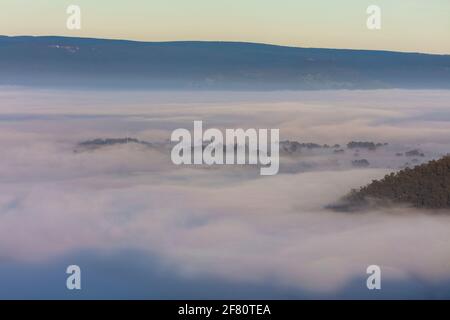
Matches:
[[1, 0, 449, 54]]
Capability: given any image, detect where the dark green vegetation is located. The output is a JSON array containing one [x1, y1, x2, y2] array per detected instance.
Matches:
[[75, 138, 154, 152], [405, 149, 425, 157], [352, 159, 370, 167], [347, 141, 388, 150], [337, 155, 450, 210], [79, 138, 141, 146]]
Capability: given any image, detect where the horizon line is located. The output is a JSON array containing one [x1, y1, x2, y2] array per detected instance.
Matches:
[[2, 34, 449, 57]]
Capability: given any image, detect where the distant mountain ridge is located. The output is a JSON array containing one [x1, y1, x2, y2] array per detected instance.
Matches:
[[1, 36, 450, 90]]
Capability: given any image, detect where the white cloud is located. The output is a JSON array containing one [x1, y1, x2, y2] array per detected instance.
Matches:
[[1, 88, 450, 293]]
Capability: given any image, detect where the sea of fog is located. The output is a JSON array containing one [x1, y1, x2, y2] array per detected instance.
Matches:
[[0, 88, 450, 299]]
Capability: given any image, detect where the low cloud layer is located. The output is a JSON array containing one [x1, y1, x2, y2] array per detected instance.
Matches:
[[1, 88, 450, 297]]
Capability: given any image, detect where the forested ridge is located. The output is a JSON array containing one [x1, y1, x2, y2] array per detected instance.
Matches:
[[344, 155, 450, 209]]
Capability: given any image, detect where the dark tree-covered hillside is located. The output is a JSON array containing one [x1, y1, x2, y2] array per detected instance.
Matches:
[[343, 155, 450, 209]]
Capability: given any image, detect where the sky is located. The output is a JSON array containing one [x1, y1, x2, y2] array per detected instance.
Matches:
[[1, 0, 449, 54]]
